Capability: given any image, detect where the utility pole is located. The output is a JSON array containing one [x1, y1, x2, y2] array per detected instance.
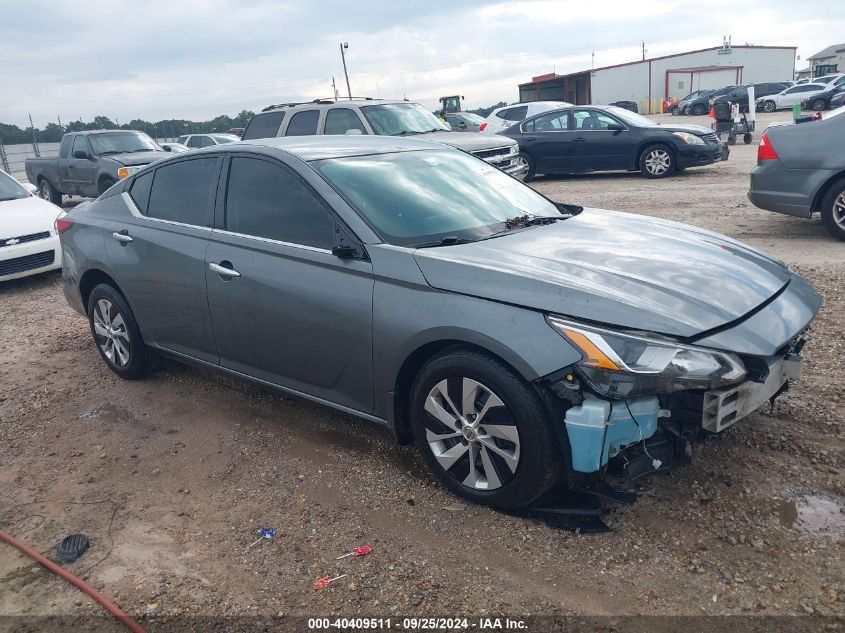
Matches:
[[340, 42, 352, 100], [591, 51, 595, 69], [331, 76, 339, 102], [641, 41, 646, 61]]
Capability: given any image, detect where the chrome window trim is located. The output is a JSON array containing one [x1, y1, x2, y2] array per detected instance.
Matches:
[[121, 192, 211, 231], [210, 227, 333, 254]]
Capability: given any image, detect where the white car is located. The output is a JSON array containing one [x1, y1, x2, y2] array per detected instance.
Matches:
[[756, 83, 828, 112], [0, 170, 64, 281], [175, 133, 240, 149], [481, 101, 572, 133], [160, 142, 190, 153]]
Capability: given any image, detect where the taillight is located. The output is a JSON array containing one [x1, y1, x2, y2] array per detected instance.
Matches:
[[55, 217, 73, 234], [479, 122, 487, 131], [757, 132, 779, 161]]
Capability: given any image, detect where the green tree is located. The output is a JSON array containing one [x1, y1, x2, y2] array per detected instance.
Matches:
[[42, 122, 65, 142]]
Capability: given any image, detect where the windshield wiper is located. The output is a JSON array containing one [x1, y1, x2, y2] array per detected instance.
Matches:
[[483, 214, 570, 240], [393, 130, 422, 136], [97, 150, 123, 155], [414, 236, 476, 248], [130, 148, 155, 152]]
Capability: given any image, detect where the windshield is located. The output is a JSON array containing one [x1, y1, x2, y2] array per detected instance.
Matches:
[[89, 132, 161, 155], [360, 103, 449, 136], [316, 149, 562, 247], [605, 106, 658, 127], [210, 134, 239, 144], [0, 171, 30, 202]]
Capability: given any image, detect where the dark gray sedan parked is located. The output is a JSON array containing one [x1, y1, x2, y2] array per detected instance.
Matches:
[[748, 106, 845, 241], [58, 136, 820, 509]]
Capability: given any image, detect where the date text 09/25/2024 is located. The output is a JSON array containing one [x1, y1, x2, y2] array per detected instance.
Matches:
[[308, 617, 528, 630]]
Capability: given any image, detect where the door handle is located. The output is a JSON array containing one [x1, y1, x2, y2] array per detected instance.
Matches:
[[209, 262, 240, 278], [112, 230, 133, 244], [524, 136, 536, 141], [572, 137, 586, 143]]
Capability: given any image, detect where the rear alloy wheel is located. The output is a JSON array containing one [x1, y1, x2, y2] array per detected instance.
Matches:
[[820, 178, 845, 242], [763, 100, 777, 113], [410, 349, 560, 509], [38, 179, 61, 206], [87, 284, 154, 379], [516, 152, 535, 182], [639, 145, 675, 178], [811, 98, 827, 111]]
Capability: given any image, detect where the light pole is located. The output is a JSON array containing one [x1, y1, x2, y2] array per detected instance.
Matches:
[[340, 42, 352, 100]]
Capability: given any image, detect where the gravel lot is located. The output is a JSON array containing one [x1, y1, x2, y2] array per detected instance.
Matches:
[[1, 111, 843, 629]]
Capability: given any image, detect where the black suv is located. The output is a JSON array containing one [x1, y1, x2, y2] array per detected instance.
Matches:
[[242, 99, 527, 179]]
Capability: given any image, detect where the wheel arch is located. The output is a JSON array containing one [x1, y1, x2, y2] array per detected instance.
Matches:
[[390, 337, 542, 445], [636, 140, 675, 169], [810, 171, 845, 214], [79, 268, 125, 312]]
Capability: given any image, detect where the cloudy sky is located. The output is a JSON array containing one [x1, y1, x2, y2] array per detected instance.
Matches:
[[1, 0, 842, 128]]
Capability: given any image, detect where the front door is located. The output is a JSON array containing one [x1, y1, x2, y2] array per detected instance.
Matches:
[[67, 135, 97, 196], [205, 154, 375, 414], [520, 110, 571, 174], [103, 156, 221, 363], [569, 109, 632, 171]]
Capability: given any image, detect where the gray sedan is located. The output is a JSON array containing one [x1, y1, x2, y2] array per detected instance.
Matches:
[[748, 106, 845, 241], [58, 136, 819, 509]]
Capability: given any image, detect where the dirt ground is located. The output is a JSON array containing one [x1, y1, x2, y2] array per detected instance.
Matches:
[[1, 111, 843, 629]]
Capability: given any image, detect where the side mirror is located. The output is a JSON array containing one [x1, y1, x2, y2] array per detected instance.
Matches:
[[607, 122, 625, 132], [73, 150, 89, 159], [163, 146, 172, 152], [332, 244, 359, 258], [23, 183, 37, 195]]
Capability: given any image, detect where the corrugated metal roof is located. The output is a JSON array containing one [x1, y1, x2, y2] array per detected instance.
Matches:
[[808, 43, 845, 61]]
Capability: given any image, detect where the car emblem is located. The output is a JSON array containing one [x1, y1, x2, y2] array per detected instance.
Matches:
[[5, 238, 19, 246]]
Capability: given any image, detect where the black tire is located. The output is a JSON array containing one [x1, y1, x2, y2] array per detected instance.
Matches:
[[409, 348, 561, 509], [820, 177, 845, 242], [690, 103, 707, 116], [38, 179, 62, 206], [763, 100, 776, 113], [98, 177, 116, 195], [811, 98, 827, 111], [743, 133, 753, 145], [727, 134, 737, 146], [518, 152, 536, 182], [87, 284, 154, 379], [639, 144, 676, 179]]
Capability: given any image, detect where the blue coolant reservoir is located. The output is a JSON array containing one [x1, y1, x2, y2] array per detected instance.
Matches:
[[564, 396, 661, 473]]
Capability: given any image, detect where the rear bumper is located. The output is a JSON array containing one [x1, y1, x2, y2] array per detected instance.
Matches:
[[0, 235, 61, 282], [748, 161, 836, 218]]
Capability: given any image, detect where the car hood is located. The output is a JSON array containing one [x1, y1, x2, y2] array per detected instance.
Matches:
[[110, 151, 169, 166], [412, 209, 791, 339], [417, 131, 517, 151], [0, 195, 62, 238]]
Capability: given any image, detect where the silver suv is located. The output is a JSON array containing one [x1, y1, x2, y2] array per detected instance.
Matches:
[[242, 99, 527, 179]]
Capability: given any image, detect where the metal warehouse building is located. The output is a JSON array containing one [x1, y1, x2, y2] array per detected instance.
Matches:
[[519, 44, 796, 111]]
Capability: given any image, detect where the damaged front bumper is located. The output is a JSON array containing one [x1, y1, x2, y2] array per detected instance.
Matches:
[[555, 348, 806, 478]]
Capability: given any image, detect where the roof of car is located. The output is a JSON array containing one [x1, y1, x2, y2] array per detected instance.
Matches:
[[261, 98, 408, 112], [233, 135, 452, 161]]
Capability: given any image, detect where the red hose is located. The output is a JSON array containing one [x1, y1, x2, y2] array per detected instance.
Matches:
[[0, 528, 146, 633]]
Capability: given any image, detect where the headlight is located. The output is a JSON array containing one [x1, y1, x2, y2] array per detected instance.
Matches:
[[672, 131, 705, 145], [116, 166, 143, 179], [547, 316, 746, 398]]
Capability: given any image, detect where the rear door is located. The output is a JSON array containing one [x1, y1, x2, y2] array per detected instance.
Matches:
[[520, 110, 571, 174], [569, 109, 632, 171], [205, 154, 375, 413], [103, 156, 221, 363]]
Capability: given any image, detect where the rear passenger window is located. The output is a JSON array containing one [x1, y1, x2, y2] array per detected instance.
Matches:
[[324, 108, 366, 135], [146, 158, 218, 226], [225, 157, 334, 249], [506, 106, 528, 121], [129, 171, 153, 213], [242, 111, 286, 140], [285, 110, 320, 136]]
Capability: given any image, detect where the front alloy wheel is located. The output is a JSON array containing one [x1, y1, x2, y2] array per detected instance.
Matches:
[[423, 378, 520, 490], [410, 348, 561, 508], [640, 146, 675, 178], [763, 100, 776, 113]]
